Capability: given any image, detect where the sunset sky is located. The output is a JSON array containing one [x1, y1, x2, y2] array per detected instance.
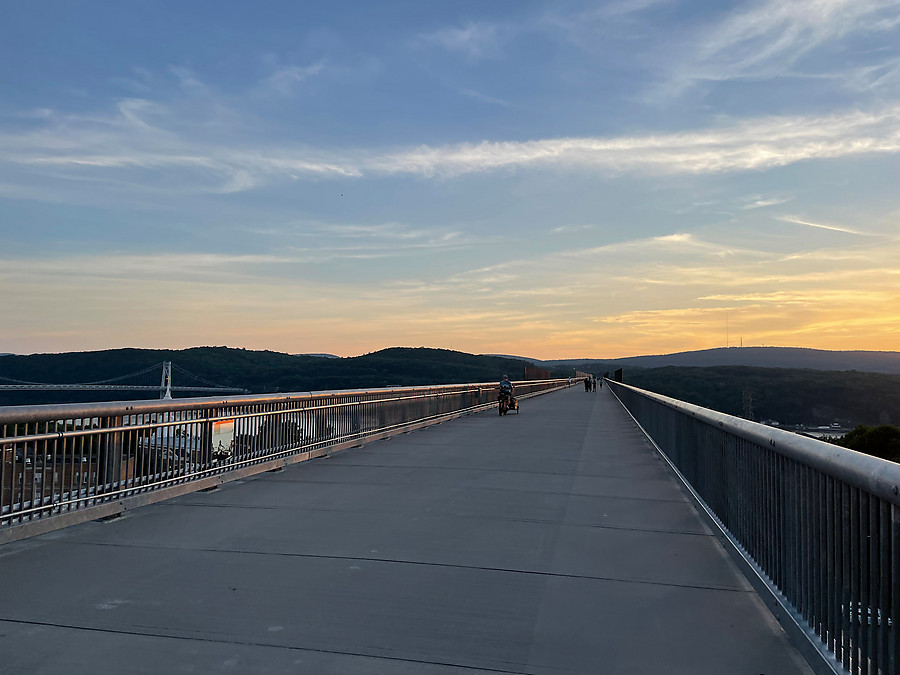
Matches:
[[2, 0, 899, 359]]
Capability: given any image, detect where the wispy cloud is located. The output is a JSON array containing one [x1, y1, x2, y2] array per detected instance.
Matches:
[[836, 57, 900, 94], [741, 196, 792, 210], [170, 66, 211, 95], [573, 232, 746, 258], [283, 221, 486, 260], [306, 221, 464, 242], [415, 22, 503, 60], [109, 66, 155, 94], [550, 224, 595, 234], [667, 0, 900, 91], [700, 285, 900, 305], [257, 62, 326, 97], [385, 231, 768, 304], [599, 0, 675, 19], [0, 248, 428, 291], [460, 88, 512, 107], [543, 0, 676, 48], [5, 93, 900, 196], [778, 246, 900, 263], [237, 219, 491, 265], [366, 106, 900, 177], [778, 215, 876, 236], [0, 253, 303, 286]]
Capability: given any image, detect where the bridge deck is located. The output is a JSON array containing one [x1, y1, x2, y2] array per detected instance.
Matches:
[[0, 386, 812, 674]]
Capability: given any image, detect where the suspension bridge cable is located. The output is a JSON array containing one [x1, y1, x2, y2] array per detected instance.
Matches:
[[170, 363, 235, 390], [0, 362, 164, 386]]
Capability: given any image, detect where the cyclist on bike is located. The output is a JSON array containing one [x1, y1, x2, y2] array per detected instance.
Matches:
[[499, 375, 516, 408]]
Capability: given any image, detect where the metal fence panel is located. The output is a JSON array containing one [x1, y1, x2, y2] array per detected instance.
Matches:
[[607, 379, 900, 675], [2, 380, 570, 534]]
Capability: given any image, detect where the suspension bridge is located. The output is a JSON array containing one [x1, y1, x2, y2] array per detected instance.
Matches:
[[0, 361, 247, 398]]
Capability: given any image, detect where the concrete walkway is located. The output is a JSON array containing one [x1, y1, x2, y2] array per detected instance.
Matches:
[[0, 386, 813, 674]]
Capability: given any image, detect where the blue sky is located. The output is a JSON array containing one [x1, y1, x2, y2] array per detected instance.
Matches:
[[2, 0, 899, 358]]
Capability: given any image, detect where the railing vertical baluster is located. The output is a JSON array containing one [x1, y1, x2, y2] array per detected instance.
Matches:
[[799, 463, 808, 619], [827, 473, 837, 654], [860, 489, 870, 675], [140, 413, 149, 488], [890, 504, 899, 675], [770, 449, 778, 588], [815, 469, 825, 643], [787, 457, 797, 605], [89, 419, 100, 506], [842, 482, 852, 671], [779, 454, 787, 590], [879, 499, 890, 674], [780, 455, 789, 595], [19, 423, 32, 522], [821, 470, 830, 647], [851, 486, 861, 673], [60, 422, 69, 507], [769, 449, 778, 587], [793, 458, 801, 604], [809, 464, 818, 629], [756, 443, 764, 566], [755, 446, 764, 571], [1, 422, 7, 524]]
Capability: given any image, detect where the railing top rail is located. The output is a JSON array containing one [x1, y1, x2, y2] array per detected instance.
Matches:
[[606, 379, 900, 506], [0, 379, 566, 425]]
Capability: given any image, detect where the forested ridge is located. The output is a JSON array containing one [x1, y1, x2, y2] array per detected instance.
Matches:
[[0, 347, 538, 405]]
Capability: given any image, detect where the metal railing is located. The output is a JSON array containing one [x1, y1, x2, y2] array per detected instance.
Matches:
[[1, 379, 571, 538], [607, 379, 899, 675]]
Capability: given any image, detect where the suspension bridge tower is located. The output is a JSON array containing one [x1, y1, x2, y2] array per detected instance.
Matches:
[[161, 361, 173, 399]]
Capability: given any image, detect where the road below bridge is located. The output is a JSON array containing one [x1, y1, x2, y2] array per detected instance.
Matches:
[[0, 385, 813, 674]]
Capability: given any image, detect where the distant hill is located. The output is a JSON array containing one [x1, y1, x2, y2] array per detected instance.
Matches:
[[546, 347, 900, 375], [0, 347, 540, 406], [482, 353, 541, 363]]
